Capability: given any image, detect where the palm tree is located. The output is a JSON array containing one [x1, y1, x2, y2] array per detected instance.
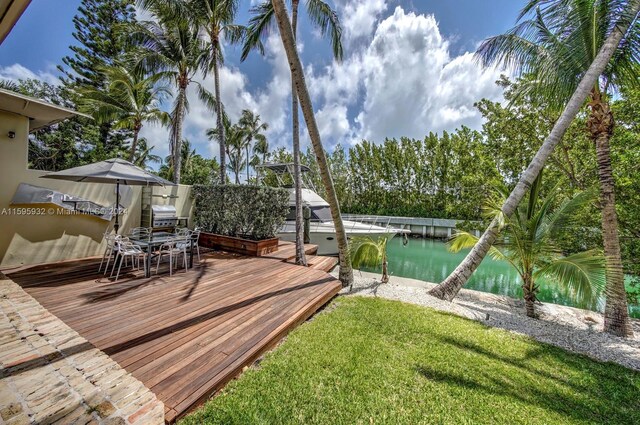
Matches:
[[130, 9, 213, 184], [207, 115, 246, 184], [470, 0, 638, 336], [253, 132, 269, 163], [188, 0, 245, 185], [133, 137, 162, 170], [160, 139, 197, 181], [350, 235, 391, 284], [243, 0, 343, 267], [450, 174, 605, 318], [238, 109, 268, 183], [269, 0, 353, 286], [428, 0, 640, 337], [78, 65, 170, 161]]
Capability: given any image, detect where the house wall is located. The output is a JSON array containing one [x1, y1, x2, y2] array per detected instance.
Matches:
[[0, 110, 194, 268]]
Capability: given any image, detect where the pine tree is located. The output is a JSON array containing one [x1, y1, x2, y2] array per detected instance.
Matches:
[[58, 0, 137, 154], [59, 0, 137, 88]]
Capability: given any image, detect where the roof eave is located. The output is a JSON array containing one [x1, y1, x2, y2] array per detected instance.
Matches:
[[0, 0, 32, 44]]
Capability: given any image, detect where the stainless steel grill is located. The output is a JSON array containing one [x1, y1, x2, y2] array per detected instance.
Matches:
[[151, 205, 178, 229]]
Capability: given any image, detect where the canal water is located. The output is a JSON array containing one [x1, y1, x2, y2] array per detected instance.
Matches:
[[360, 237, 640, 318]]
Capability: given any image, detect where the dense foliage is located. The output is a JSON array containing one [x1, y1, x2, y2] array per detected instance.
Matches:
[[192, 184, 289, 240]]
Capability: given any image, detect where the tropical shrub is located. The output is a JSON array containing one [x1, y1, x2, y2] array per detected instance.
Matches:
[[350, 235, 391, 283], [192, 184, 289, 240], [448, 173, 606, 318]]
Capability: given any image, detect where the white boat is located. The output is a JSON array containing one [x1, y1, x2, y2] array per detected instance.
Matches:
[[256, 163, 407, 255]]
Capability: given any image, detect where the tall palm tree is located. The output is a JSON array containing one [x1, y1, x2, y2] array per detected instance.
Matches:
[[238, 109, 268, 183], [78, 65, 170, 161], [130, 9, 213, 184], [450, 174, 605, 318], [270, 0, 353, 286], [470, 0, 638, 336], [428, 0, 640, 337], [243, 0, 343, 266], [188, 0, 245, 185]]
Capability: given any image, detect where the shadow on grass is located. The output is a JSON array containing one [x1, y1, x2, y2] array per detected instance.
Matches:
[[414, 332, 640, 423]]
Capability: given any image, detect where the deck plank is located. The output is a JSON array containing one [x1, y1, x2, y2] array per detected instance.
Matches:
[[4, 242, 341, 424]]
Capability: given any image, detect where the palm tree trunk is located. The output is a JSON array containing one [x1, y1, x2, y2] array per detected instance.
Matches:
[[381, 253, 389, 284], [172, 82, 187, 184], [213, 40, 226, 185], [290, 0, 307, 266], [588, 90, 633, 337], [272, 0, 352, 285], [128, 122, 141, 162], [428, 1, 640, 301], [522, 274, 537, 318], [246, 144, 251, 183]]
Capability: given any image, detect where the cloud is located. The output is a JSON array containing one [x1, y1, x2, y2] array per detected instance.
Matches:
[[0, 63, 60, 85], [307, 6, 504, 147], [4, 4, 505, 163], [336, 0, 388, 43]]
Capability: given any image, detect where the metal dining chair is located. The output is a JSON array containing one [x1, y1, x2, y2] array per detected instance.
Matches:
[[155, 237, 188, 276], [98, 231, 118, 273], [129, 227, 151, 238], [175, 227, 190, 237], [110, 239, 146, 281]]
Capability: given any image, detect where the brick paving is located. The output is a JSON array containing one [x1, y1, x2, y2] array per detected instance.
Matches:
[[0, 273, 164, 425]]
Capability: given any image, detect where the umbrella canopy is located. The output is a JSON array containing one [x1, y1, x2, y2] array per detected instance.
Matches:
[[40, 158, 176, 232], [40, 158, 175, 186]]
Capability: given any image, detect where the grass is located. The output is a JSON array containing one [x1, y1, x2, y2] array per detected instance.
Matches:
[[181, 297, 640, 425]]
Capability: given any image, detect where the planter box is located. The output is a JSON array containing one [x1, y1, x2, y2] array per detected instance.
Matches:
[[199, 232, 279, 257]]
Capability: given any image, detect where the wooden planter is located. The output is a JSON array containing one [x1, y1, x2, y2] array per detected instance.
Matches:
[[199, 232, 279, 257]]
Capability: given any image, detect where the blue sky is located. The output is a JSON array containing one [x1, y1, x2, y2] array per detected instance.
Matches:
[[0, 0, 525, 161]]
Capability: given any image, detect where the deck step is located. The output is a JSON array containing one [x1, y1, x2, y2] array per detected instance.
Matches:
[[308, 255, 338, 273], [286, 255, 338, 273]]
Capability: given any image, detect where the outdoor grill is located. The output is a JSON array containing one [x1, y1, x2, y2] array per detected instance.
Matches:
[[150, 205, 178, 230]]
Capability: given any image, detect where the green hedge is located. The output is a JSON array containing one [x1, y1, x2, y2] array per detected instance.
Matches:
[[192, 184, 290, 240]]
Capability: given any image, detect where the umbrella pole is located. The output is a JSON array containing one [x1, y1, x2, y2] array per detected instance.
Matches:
[[114, 181, 120, 234]]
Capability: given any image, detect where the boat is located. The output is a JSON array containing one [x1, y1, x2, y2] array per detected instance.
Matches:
[[256, 163, 407, 255]]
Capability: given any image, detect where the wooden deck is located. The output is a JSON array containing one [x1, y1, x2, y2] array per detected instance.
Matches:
[[3, 243, 341, 423]]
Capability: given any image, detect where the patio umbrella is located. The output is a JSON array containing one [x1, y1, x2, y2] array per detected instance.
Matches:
[[40, 158, 175, 233]]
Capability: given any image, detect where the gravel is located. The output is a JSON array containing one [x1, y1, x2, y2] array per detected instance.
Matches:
[[333, 269, 640, 371]]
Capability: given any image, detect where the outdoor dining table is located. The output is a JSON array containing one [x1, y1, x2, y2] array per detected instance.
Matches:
[[129, 232, 194, 278]]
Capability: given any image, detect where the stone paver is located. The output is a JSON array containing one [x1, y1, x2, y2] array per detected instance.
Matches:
[[0, 273, 164, 425]]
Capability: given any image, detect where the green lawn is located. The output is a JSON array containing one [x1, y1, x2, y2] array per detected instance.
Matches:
[[181, 297, 640, 425]]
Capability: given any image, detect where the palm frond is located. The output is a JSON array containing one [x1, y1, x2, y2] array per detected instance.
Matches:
[[535, 249, 606, 306], [241, 1, 275, 61], [447, 231, 480, 253], [306, 0, 344, 61], [350, 235, 388, 269]]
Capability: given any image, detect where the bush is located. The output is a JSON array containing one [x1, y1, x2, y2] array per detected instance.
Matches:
[[192, 184, 290, 240]]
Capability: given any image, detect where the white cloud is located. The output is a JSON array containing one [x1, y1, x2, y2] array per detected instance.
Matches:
[[336, 0, 388, 43], [0, 63, 60, 85], [307, 6, 503, 147]]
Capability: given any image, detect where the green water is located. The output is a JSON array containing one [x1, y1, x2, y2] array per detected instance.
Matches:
[[361, 237, 640, 318]]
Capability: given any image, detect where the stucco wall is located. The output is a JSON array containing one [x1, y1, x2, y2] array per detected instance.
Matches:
[[0, 110, 194, 268]]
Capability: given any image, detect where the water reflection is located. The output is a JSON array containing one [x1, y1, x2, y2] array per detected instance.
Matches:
[[360, 237, 639, 318]]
